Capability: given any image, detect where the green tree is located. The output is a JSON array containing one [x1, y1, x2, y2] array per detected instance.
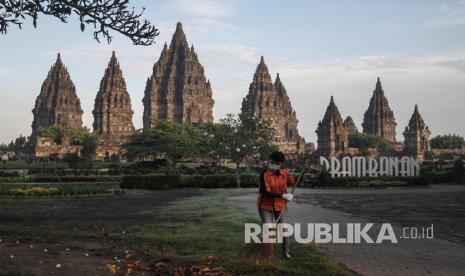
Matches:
[[63, 152, 81, 172], [430, 134, 465, 149], [80, 132, 97, 172], [258, 143, 280, 162], [0, 143, 8, 152], [197, 123, 230, 167], [62, 132, 97, 173], [34, 124, 91, 145], [11, 135, 28, 154], [123, 120, 202, 174], [215, 114, 275, 187], [8, 141, 14, 151], [81, 132, 97, 160], [349, 132, 387, 151]]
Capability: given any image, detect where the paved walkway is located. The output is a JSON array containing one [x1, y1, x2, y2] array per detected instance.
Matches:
[[228, 186, 465, 276]]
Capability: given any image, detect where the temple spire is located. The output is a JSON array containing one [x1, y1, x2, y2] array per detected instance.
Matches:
[[170, 21, 188, 49], [32, 53, 83, 134], [403, 104, 431, 160], [375, 77, 383, 91], [362, 77, 397, 142], [176, 21, 183, 31], [143, 22, 214, 128], [253, 56, 271, 84], [92, 51, 134, 152], [316, 95, 348, 157], [241, 56, 305, 154]]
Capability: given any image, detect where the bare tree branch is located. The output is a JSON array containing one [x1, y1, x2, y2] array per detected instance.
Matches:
[[0, 0, 159, 45]]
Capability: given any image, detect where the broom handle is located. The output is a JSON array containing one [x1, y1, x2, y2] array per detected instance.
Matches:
[[275, 168, 306, 223]]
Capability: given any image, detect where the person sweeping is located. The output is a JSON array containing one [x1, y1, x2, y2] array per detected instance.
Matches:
[[257, 151, 308, 259]]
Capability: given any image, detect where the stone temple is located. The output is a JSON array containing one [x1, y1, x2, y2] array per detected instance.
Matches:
[[362, 77, 397, 142], [142, 22, 214, 129], [241, 56, 305, 154], [32, 53, 83, 134], [93, 51, 135, 159], [315, 96, 349, 157], [343, 116, 358, 134], [403, 105, 431, 161]]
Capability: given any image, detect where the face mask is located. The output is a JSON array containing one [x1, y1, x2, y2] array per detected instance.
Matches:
[[268, 163, 280, 171]]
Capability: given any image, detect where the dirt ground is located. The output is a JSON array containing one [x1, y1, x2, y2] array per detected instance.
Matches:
[[0, 189, 203, 275]]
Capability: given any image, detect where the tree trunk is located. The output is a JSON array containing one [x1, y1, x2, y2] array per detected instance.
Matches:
[[166, 158, 175, 175], [235, 162, 241, 188]]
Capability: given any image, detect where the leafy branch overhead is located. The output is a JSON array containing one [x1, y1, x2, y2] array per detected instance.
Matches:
[[0, 0, 159, 45]]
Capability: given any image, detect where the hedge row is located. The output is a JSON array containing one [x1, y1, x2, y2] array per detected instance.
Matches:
[[33, 175, 120, 183], [7, 187, 60, 196], [0, 184, 110, 197], [121, 173, 435, 190], [121, 173, 259, 190], [425, 171, 455, 184], [307, 175, 431, 188]]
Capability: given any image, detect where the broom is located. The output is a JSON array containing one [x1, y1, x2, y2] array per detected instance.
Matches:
[[241, 168, 306, 265]]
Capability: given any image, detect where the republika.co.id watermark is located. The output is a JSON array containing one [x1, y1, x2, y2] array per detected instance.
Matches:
[[244, 223, 434, 244]]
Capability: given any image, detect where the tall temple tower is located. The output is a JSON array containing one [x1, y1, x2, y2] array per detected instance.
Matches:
[[93, 51, 135, 158], [315, 96, 348, 157], [32, 53, 83, 134], [362, 77, 397, 142], [142, 22, 214, 129], [403, 105, 431, 161], [241, 57, 305, 154]]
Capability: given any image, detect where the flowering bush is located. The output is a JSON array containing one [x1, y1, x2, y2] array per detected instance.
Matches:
[[8, 186, 60, 196]]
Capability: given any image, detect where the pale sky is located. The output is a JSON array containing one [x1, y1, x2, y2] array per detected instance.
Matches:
[[1, 0, 465, 144]]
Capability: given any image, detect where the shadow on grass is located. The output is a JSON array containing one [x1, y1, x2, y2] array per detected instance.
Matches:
[[0, 189, 355, 275]]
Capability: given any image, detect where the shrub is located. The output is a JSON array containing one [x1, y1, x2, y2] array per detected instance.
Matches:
[[121, 173, 259, 190], [32, 175, 119, 183], [179, 174, 235, 188], [425, 171, 454, 184], [7, 186, 60, 196], [307, 175, 431, 188], [430, 134, 465, 149], [55, 184, 108, 196], [121, 174, 180, 190], [1, 184, 109, 197], [0, 176, 29, 183], [348, 132, 387, 149], [239, 173, 258, 187]]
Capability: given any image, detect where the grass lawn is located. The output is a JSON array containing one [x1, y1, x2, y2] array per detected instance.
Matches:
[[0, 189, 354, 275]]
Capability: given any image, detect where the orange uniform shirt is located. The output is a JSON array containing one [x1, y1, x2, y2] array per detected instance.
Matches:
[[257, 168, 296, 212]]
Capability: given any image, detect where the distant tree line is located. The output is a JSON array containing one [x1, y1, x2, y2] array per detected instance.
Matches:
[[430, 134, 464, 149], [348, 132, 387, 150], [34, 124, 94, 145]]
